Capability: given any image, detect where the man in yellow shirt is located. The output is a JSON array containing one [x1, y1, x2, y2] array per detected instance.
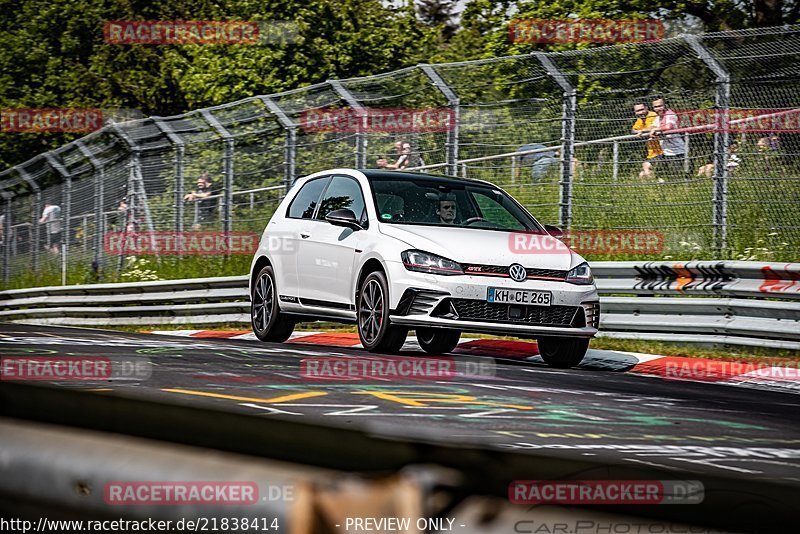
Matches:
[[631, 103, 663, 179]]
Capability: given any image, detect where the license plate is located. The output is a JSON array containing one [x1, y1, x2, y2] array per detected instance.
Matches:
[[487, 288, 552, 306]]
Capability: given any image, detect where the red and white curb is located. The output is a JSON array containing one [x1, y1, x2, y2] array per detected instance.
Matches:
[[149, 330, 800, 394]]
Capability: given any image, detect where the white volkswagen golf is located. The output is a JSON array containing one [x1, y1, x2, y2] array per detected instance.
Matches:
[[249, 169, 599, 368]]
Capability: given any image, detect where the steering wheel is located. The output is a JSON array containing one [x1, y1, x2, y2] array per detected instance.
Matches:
[[464, 216, 487, 225]]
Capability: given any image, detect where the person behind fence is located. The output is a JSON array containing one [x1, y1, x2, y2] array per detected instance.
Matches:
[[649, 98, 686, 181], [631, 102, 663, 179], [436, 196, 457, 224], [757, 136, 778, 173], [376, 140, 411, 170], [183, 171, 219, 229], [515, 143, 558, 183], [39, 201, 62, 254], [697, 142, 740, 178]]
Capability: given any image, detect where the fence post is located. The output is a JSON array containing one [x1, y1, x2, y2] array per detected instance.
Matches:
[[16, 167, 41, 274], [1, 192, 12, 284], [44, 153, 72, 283], [201, 110, 234, 234], [261, 96, 297, 194], [420, 64, 460, 176], [153, 119, 186, 233], [685, 35, 730, 253], [536, 53, 577, 230], [75, 140, 106, 273], [612, 141, 619, 182], [329, 80, 367, 169]]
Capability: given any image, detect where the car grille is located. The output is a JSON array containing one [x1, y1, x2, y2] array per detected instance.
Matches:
[[440, 298, 580, 327], [462, 264, 568, 281]]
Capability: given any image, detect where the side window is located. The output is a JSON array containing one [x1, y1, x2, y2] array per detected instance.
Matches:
[[287, 177, 328, 219], [315, 176, 366, 221]]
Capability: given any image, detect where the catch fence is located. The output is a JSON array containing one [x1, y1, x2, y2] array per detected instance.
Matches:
[[1, 26, 798, 287]]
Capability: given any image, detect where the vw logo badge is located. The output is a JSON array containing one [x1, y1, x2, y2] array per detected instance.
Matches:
[[509, 263, 527, 282]]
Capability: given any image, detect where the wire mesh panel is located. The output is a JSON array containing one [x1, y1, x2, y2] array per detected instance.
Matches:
[[271, 83, 356, 176], [699, 28, 800, 260], [339, 67, 449, 169], [1, 27, 798, 287], [431, 55, 566, 225]]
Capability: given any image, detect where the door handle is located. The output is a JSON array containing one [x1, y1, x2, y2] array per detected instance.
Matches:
[[300, 232, 311, 239]]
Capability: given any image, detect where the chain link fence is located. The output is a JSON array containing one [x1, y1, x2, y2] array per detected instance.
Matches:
[[1, 26, 798, 288]]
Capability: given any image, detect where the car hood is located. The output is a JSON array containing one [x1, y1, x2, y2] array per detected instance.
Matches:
[[378, 224, 579, 270]]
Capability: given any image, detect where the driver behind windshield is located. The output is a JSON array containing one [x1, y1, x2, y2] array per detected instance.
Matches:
[[437, 199, 457, 224]]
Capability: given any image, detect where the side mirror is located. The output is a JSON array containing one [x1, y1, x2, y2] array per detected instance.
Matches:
[[544, 224, 564, 239], [325, 209, 362, 231]]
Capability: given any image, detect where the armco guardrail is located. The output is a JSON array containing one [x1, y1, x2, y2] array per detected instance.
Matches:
[[1, 261, 798, 349]]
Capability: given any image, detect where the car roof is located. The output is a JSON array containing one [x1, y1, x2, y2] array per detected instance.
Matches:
[[357, 169, 496, 188]]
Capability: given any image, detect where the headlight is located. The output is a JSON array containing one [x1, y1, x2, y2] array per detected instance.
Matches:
[[566, 262, 593, 285], [401, 250, 463, 276]]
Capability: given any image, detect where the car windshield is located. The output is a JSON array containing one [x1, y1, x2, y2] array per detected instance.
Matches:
[[369, 174, 540, 232]]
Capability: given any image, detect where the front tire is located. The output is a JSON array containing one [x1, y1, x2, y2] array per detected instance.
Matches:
[[357, 271, 408, 353], [416, 328, 461, 354], [537, 337, 589, 368], [251, 265, 294, 342]]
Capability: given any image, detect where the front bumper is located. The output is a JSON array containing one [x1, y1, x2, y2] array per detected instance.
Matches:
[[385, 260, 600, 339], [390, 315, 597, 337]]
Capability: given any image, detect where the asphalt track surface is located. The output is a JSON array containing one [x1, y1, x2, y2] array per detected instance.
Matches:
[[2, 323, 800, 485]]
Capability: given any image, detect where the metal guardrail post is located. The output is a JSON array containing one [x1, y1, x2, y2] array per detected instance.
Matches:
[[16, 167, 41, 274], [329, 80, 367, 169], [536, 53, 577, 230], [685, 35, 731, 253], [44, 153, 72, 284], [153, 119, 186, 233], [1, 192, 12, 284], [201, 110, 234, 234], [260, 97, 297, 194], [420, 65, 460, 176], [75, 140, 105, 272]]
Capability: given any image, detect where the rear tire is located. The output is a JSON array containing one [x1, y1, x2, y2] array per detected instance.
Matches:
[[416, 328, 461, 354], [358, 270, 408, 353], [251, 265, 295, 343], [537, 337, 589, 368]]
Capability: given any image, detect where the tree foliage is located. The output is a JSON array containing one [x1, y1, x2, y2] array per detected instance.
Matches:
[[0, 0, 439, 169], [1, 0, 791, 170]]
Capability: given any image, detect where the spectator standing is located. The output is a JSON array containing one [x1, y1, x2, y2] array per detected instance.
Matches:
[[184, 172, 219, 230], [377, 140, 411, 170], [39, 201, 62, 253], [631, 103, 663, 179], [650, 98, 687, 181]]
